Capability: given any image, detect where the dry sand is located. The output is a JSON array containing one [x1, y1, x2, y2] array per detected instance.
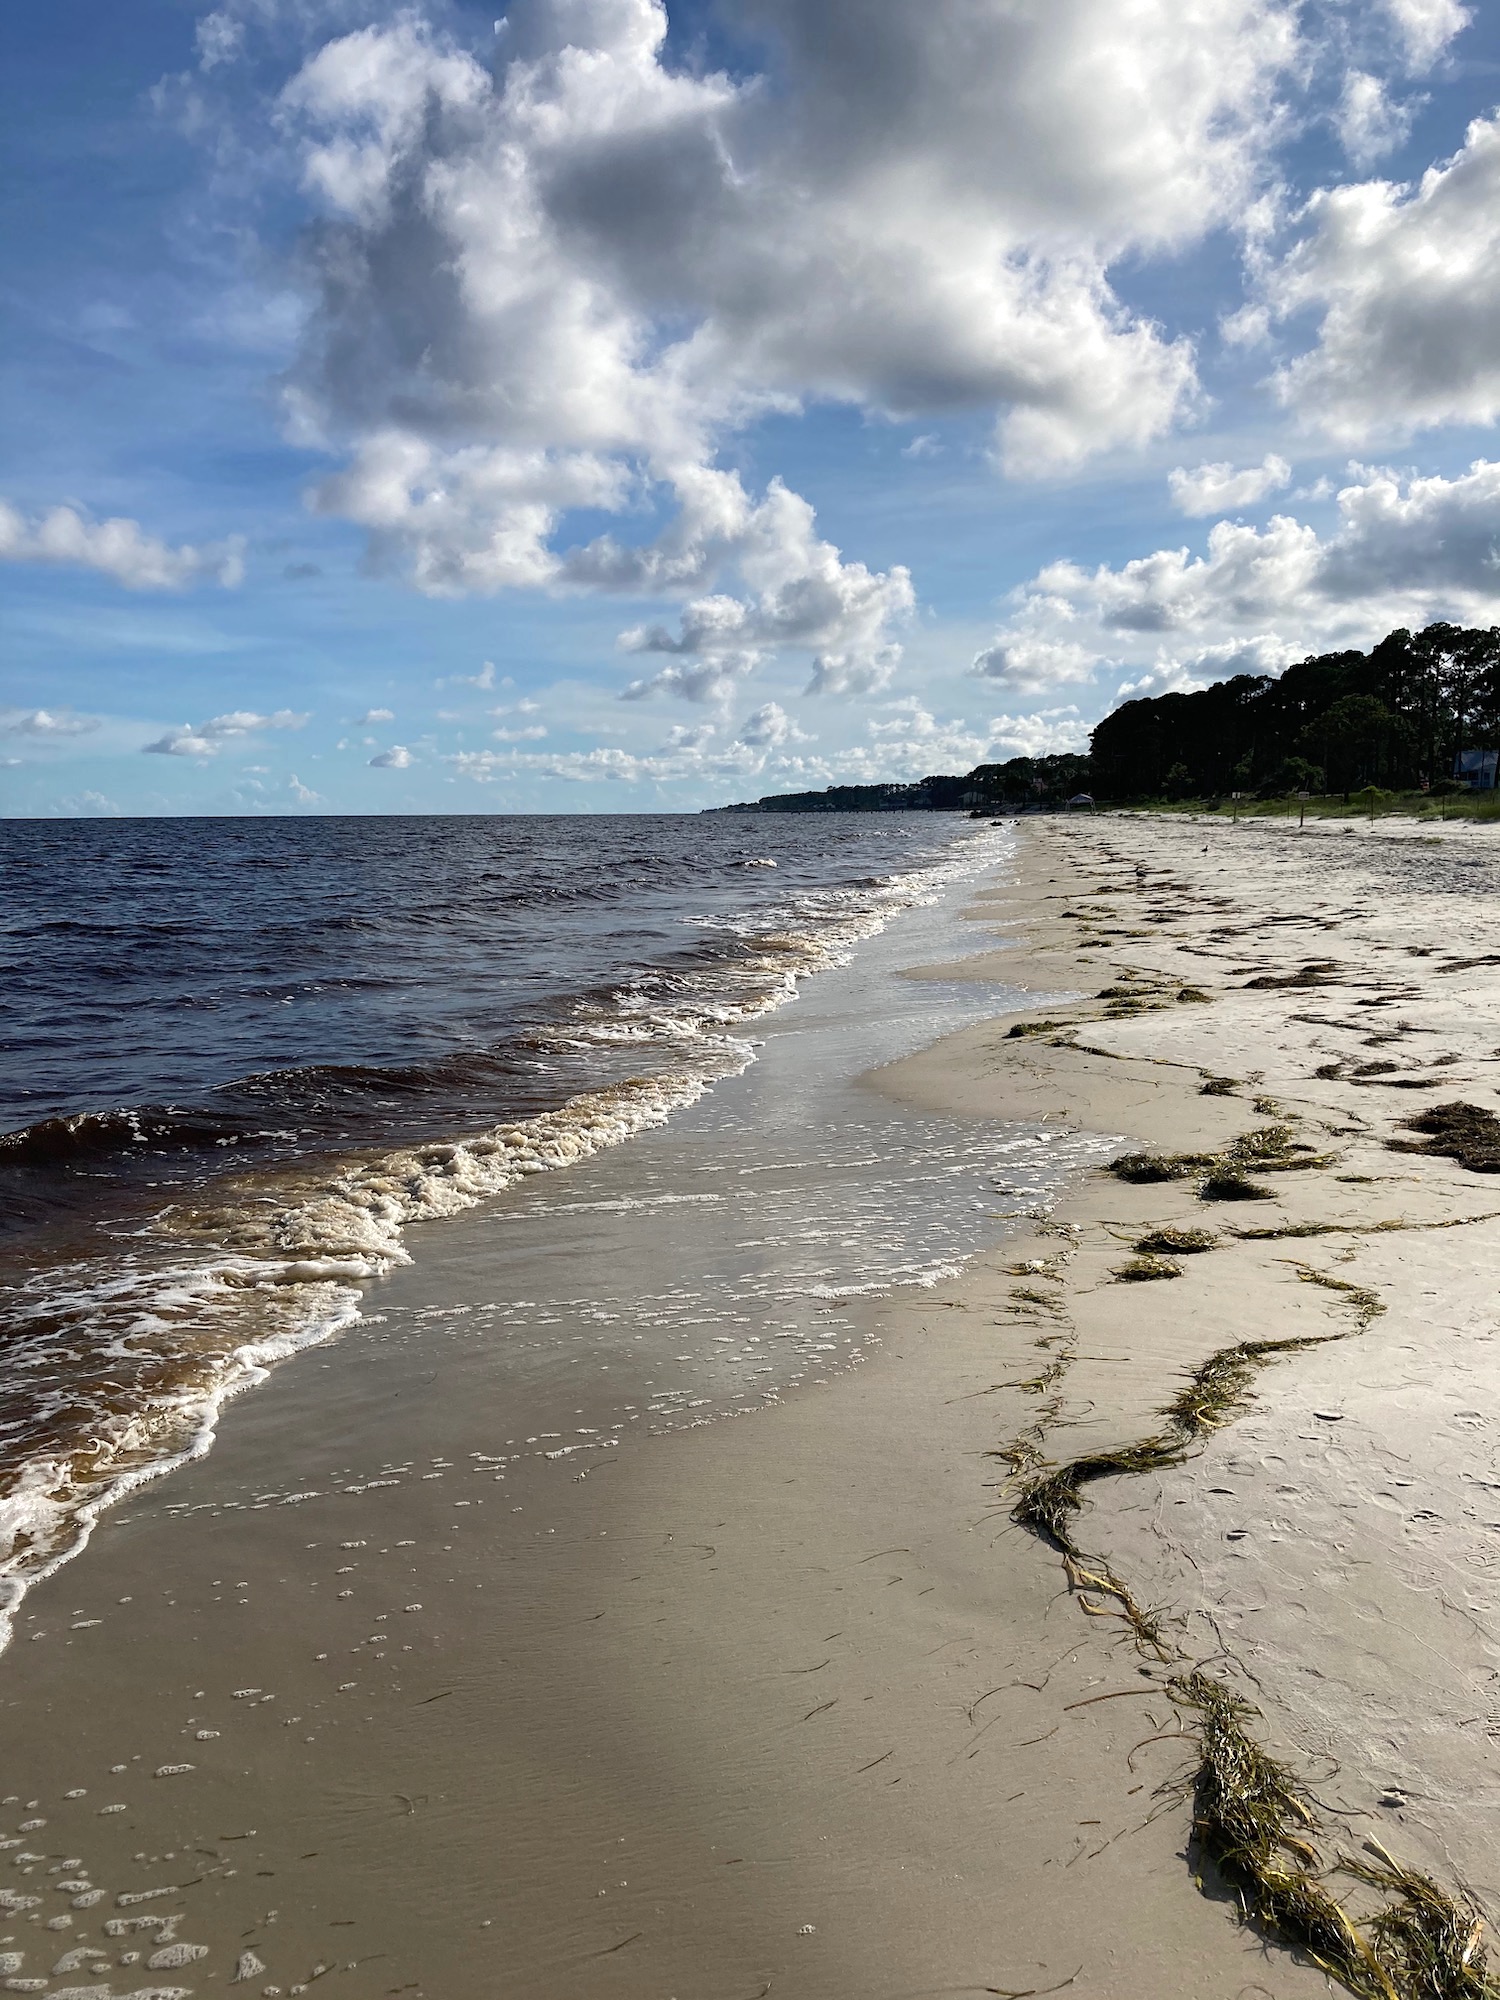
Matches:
[[1, 813, 1498, 2000]]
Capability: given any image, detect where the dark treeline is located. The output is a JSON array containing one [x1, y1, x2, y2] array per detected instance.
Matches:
[[1092, 623, 1500, 799], [722, 625, 1500, 814], [721, 753, 1090, 813]]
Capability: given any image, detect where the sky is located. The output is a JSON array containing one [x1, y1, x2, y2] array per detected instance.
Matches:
[[5, 0, 1500, 816]]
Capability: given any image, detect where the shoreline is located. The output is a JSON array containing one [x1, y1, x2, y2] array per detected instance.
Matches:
[[0, 817, 1497, 1996]]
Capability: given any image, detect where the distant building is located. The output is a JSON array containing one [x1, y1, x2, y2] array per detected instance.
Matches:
[[1454, 749, 1498, 790]]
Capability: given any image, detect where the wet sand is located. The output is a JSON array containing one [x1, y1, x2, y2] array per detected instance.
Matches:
[[3, 815, 1499, 1999]]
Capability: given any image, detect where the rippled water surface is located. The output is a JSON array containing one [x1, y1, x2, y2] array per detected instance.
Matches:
[[0, 811, 1001, 1638]]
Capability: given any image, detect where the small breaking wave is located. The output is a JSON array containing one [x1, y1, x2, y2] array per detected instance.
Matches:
[[0, 827, 1000, 1650]]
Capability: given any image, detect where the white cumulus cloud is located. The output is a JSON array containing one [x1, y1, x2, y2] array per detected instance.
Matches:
[[143, 709, 307, 756], [0, 708, 102, 738], [0, 501, 244, 590], [169, 0, 1313, 706], [368, 743, 413, 767], [1335, 71, 1411, 170], [970, 635, 1101, 692], [1167, 454, 1292, 516], [986, 708, 1089, 758], [980, 461, 1500, 706], [1382, 0, 1469, 70], [1268, 112, 1500, 441]]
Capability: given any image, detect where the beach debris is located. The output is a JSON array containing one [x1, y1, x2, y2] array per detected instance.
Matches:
[[153, 1766, 193, 1779], [1244, 961, 1344, 988], [1134, 1227, 1216, 1255], [1112, 1255, 1181, 1281], [1108, 1151, 1214, 1183], [1390, 1100, 1500, 1174], [1171, 1673, 1390, 1996], [1199, 1171, 1275, 1201], [1002, 1062, 1500, 2000], [233, 1952, 266, 1982], [1200, 1076, 1239, 1095]]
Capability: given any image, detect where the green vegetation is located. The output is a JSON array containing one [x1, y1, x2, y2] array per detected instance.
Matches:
[[722, 622, 1500, 814], [1092, 623, 1500, 801]]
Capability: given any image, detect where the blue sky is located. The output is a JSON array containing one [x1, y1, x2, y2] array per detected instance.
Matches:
[[6, 0, 1500, 815]]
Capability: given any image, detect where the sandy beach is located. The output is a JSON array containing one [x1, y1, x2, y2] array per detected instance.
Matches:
[[4, 813, 1500, 2000]]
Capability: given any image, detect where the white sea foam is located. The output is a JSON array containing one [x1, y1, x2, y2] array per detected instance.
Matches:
[[0, 829, 1002, 1653]]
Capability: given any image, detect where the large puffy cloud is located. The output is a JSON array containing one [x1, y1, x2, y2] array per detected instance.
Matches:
[[976, 461, 1500, 706], [277, 0, 1294, 469], [227, 0, 1307, 697], [0, 501, 243, 590], [1268, 112, 1500, 441]]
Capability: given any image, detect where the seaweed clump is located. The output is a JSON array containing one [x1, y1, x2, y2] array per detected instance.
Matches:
[[1390, 1101, 1500, 1174], [1003, 1227, 1498, 2000], [1245, 961, 1344, 990], [1205, 1127, 1340, 1195], [1135, 1226, 1216, 1254], [1113, 1254, 1181, 1282], [1176, 1674, 1500, 1999], [1346, 1851, 1500, 1999], [1006, 1018, 1071, 1039], [1108, 1150, 1214, 1183], [1172, 1674, 1397, 1998], [1200, 1171, 1276, 1202], [1200, 1076, 1239, 1096]]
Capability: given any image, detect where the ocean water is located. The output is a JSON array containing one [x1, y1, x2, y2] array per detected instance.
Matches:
[[0, 811, 1028, 1641]]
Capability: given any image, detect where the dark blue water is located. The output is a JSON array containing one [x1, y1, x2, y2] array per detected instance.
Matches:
[[0, 812, 974, 1179], [0, 811, 990, 1637]]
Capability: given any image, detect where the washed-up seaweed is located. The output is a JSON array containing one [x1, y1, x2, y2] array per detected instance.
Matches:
[[1389, 1101, 1500, 1174]]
